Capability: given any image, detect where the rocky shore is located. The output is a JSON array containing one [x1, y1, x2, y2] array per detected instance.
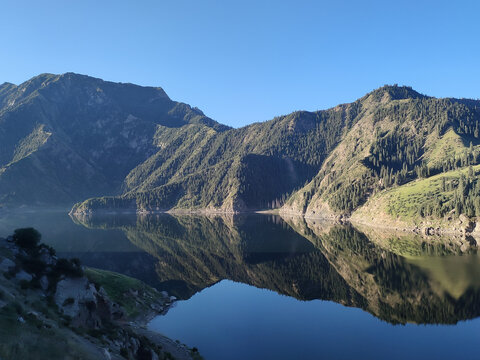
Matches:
[[0, 228, 201, 360]]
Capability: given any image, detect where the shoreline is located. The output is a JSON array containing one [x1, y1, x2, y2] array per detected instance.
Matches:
[[69, 205, 480, 242], [8, 204, 480, 241], [0, 234, 198, 360]]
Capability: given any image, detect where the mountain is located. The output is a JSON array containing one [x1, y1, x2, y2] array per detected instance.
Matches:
[[281, 85, 480, 228], [75, 83, 480, 229], [72, 102, 358, 213], [0, 73, 226, 206], [3, 73, 480, 228]]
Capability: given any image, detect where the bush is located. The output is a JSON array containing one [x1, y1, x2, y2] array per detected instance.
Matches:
[[63, 297, 75, 306], [54, 258, 84, 278], [39, 243, 56, 257], [120, 347, 129, 358], [19, 279, 32, 290], [13, 228, 41, 251], [19, 257, 47, 276]]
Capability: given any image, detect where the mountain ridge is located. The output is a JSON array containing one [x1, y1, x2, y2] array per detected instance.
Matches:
[[2, 73, 480, 231], [0, 72, 227, 206]]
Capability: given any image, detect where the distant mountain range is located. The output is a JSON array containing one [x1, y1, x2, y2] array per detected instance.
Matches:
[[2, 73, 480, 228]]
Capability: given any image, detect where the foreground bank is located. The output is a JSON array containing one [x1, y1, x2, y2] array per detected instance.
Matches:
[[0, 228, 201, 360]]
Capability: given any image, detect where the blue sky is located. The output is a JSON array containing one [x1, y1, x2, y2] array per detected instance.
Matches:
[[1, 0, 479, 127]]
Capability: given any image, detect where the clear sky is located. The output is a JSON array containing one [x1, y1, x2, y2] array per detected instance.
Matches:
[[1, 0, 479, 127]]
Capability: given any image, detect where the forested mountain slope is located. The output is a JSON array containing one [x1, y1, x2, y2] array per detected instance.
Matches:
[[72, 96, 362, 213], [282, 86, 480, 223], [0, 73, 225, 205], [3, 73, 480, 225]]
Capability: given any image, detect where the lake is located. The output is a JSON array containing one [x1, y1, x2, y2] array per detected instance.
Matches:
[[2, 210, 480, 359]]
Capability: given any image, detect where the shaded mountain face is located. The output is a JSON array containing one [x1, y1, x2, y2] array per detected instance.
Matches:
[[0, 73, 226, 206], [73, 103, 358, 213], [71, 213, 480, 325]]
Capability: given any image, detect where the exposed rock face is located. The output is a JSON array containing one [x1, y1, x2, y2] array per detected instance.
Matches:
[[39, 275, 49, 290], [15, 270, 33, 282], [54, 277, 124, 328]]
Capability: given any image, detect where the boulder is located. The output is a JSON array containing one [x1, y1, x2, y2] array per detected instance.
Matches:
[[15, 270, 33, 282], [0, 257, 15, 273], [55, 277, 124, 328], [55, 277, 97, 318], [39, 275, 49, 291], [38, 248, 56, 265]]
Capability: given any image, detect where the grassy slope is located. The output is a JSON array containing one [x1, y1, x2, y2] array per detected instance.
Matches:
[[85, 267, 166, 319], [352, 164, 480, 225], [284, 91, 480, 225]]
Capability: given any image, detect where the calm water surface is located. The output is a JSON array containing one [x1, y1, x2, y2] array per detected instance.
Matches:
[[1, 210, 480, 359]]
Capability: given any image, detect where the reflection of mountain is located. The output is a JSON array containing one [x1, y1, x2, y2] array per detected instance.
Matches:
[[283, 216, 480, 324], [72, 213, 480, 325], [75, 214, 365, 307]]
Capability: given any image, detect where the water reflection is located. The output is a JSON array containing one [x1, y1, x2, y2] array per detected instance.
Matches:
[[69, 212, 480, 325]]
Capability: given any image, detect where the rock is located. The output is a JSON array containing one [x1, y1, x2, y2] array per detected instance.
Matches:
[[0, 257, 15, 273], [102, 349, 111, 360], [424, 227, 434, 236], [160, 291, 168, 298], [169, 296, 177, 301], [15, 270, 33, 282], [129, 337, 139, 354], [55, 277, 97, 318], [27, 311, 39, 318], [17, 316, 25, 323], [38, 248, 56, 265], [459, 214, 469, 224], [0, 237, 19, 254], [55, 277, 124, 328], [150, 349, 160, 360], [39, 275, 49, 291]]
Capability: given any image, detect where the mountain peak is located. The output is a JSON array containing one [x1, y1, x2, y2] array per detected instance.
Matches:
[[0, 81, 16, 88], [364, 84, 427, 103]]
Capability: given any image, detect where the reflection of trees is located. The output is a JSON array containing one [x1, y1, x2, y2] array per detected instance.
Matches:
[[284, 217, 480, 324], [73, 213, 480, 325]]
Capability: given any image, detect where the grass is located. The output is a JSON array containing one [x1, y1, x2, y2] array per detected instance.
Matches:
[[84, 267, 162, 318], [379, 164, 480, 221], [425, 129, 465, 168]]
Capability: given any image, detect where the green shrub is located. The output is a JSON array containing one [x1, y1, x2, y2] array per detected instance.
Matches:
[[120, 347, 129, 358], [63, 297, 75, 306], [19, 279, 32, 290], [19, 257, 47, 276], [54, 258, 84, 278], [13, 228, 41, 251]]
